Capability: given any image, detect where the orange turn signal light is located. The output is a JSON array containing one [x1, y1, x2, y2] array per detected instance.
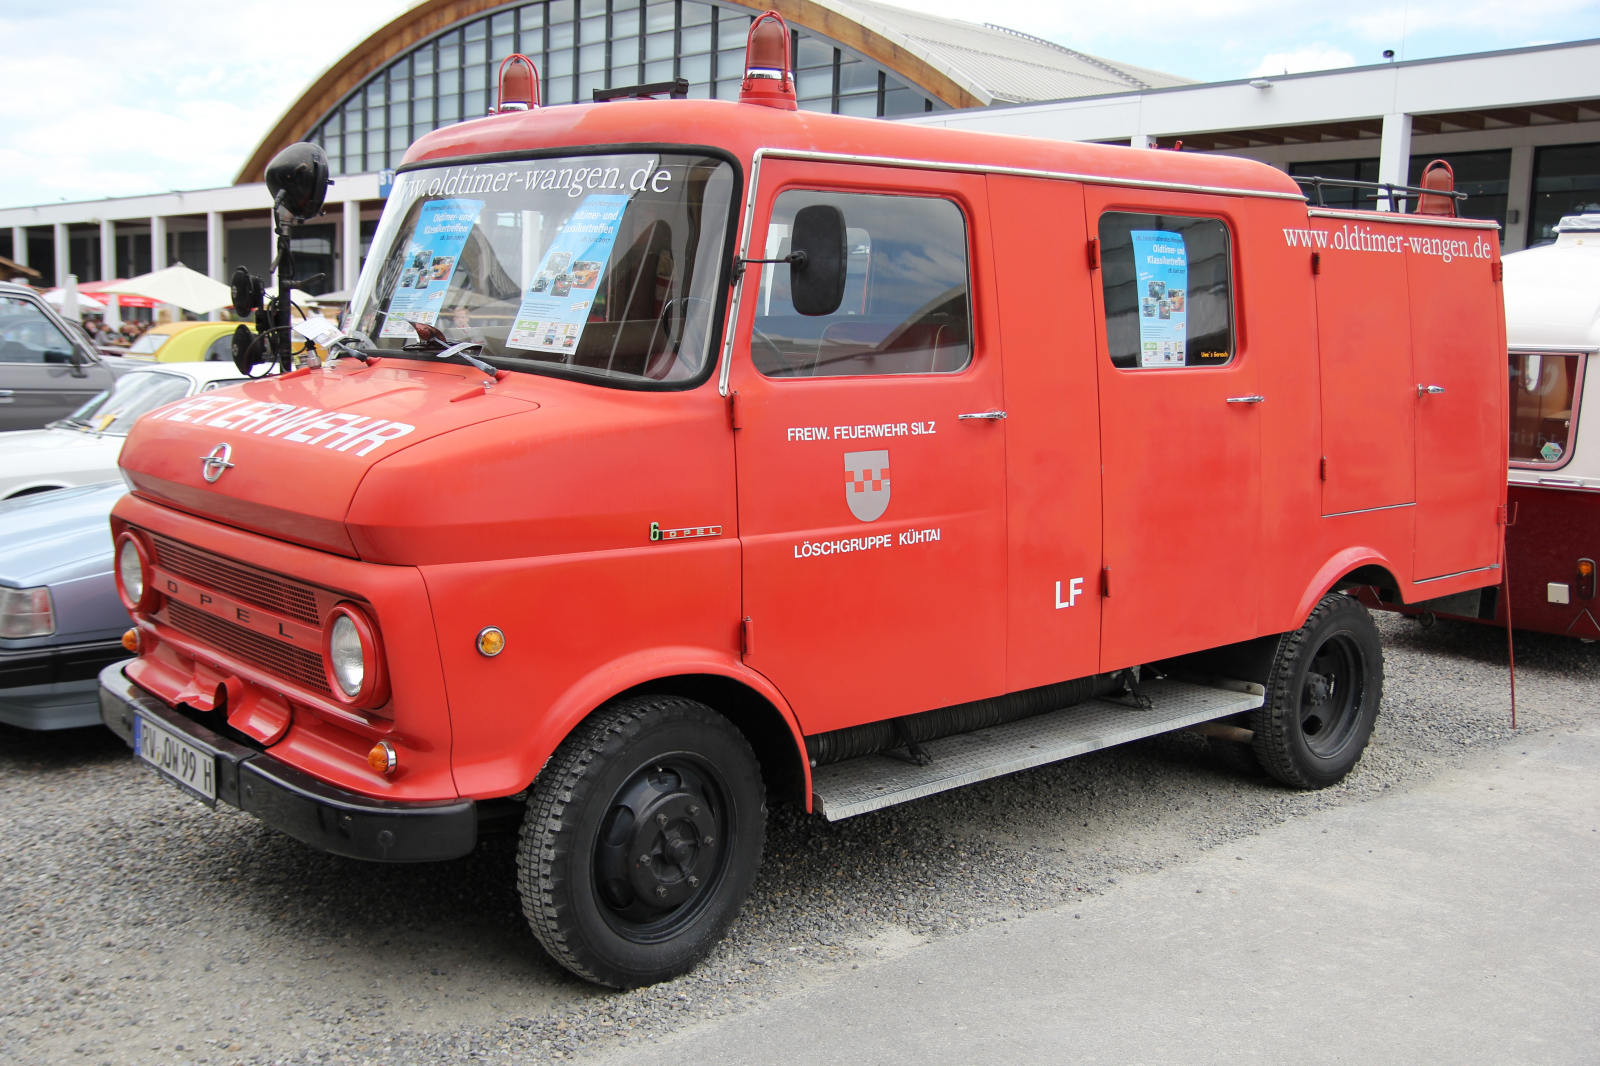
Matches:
[[121, 628, 141, 653], [368, 740, 397, 775], [477, 626, 506, 656], [1579, 560, 1595, 578]]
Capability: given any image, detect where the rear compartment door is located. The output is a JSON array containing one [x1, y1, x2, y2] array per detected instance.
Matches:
[[727, 160, 1008, 734], [1085, 189, 1262, 671], [1312, 214, 1417, 515], [1408, 229, 1506, 580]]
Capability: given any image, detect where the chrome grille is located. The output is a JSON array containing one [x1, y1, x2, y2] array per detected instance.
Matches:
[[152, 535, 321, 625], [166, 600, 330, 694]]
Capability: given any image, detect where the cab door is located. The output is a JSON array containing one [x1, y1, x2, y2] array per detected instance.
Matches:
[[1085, 192, 1262, 671], [728, 161, 1008, 734]]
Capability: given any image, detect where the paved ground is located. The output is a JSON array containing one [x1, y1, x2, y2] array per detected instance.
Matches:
[[1, 612, 1595, 1065], [594, 722, 1600, 1066]]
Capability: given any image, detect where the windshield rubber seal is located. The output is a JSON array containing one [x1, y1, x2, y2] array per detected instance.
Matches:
[[386, 142, 744, 393]]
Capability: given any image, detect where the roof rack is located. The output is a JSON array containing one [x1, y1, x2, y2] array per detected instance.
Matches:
[[593, 78, 690, 102], [1293, 175, 1468, 209]]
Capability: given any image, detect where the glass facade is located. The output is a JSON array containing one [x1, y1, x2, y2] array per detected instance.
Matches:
[[1531, 141, 1600, 245], [306, 0, 943, 177]]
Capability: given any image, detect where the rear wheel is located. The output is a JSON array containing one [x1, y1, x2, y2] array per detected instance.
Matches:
[[1250, 593, 1384, 789], [517, 695, 766, 988]]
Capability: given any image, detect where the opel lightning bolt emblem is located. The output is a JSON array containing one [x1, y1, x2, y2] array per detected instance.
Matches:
[[200, 443, 235, 483]]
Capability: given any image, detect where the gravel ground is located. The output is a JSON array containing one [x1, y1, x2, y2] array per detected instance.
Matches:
[[3, 611, 1596, 1066]]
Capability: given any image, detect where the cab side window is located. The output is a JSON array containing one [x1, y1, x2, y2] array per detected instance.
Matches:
[[0, 296, 77, 364], [754, 191, 971, 378], [1098, 213, 1234, 369]]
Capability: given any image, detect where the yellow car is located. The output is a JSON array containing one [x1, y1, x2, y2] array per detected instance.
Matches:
[[123, 321, 255, 363]]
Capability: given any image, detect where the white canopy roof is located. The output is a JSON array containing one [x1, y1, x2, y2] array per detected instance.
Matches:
[[101, 264, 233, 314]]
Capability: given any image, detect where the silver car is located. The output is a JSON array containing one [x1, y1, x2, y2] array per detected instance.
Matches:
[[0, 482, 131, 730], [0, 281, 136, 432]]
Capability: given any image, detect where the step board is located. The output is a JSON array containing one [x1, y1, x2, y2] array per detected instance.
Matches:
[[810, 677, 1265, 821]]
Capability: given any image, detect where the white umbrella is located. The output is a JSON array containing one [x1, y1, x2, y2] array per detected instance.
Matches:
[[44, 282, 106, 315], [102, 263, 233, 314], [263, 284, 316, 310]]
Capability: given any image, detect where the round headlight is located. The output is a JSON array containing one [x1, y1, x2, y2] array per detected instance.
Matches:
[[328, 614, 364, 697], [118, 539, 144, 603], [115, 533, 155, 613]]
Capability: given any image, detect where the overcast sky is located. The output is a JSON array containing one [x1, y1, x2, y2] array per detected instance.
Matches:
[[2, 0, 1598, 209]]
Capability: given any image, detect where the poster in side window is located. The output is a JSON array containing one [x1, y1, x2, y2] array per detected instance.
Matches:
[[1132, 230, 1188, 368]]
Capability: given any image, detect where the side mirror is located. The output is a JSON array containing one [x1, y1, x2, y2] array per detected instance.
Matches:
[[265, 142, 332, 224], [788, 204, 847, 317]]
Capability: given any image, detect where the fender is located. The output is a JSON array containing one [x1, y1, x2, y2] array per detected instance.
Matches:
[[1292, 546, 1402, 628], [451, 645, 812, 806]]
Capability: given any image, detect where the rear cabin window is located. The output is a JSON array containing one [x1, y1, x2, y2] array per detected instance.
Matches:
[[1098, 213, 1234, 369], [1509, 351, 1582, 466], [753, 191, 971, 378]]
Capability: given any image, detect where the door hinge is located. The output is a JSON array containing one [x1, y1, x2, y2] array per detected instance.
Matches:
[[1320, 456, 1328, 481], [1497, 503, 1513, 526], [1492, 261, 1503, 283], [728, 390, 742, 430], [1311, 251, 1321, 275], [1087, 237, 1100, 270], [1100, 566, 1111, 598], [740, 617, 754, 655]]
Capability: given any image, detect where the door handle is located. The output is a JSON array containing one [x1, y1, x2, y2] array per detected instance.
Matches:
[[1417, 384, 1446, 396], [1225, 395, 1265, 404], [958, 410, 1007, 420], [0, 390, 12, 403]]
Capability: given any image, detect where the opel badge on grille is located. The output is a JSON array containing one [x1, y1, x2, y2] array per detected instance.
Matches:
[[200, 443, 235, 483]]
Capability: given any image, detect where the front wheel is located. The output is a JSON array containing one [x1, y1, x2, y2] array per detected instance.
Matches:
[[517, 695, 766, 988], [1250, 593, 1384, 789]]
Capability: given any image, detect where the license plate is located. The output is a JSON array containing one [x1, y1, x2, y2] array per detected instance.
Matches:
[[133, 713, 217, 805]]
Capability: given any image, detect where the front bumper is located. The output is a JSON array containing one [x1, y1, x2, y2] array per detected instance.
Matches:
[[99, 661, 477, 862]]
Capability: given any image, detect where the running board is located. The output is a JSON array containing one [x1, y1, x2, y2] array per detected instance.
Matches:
[[809, 677, 1265, 821]]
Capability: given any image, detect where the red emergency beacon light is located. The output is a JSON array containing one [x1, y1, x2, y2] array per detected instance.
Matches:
[[102, 8, 1509, 992], [494, 54, 540, 113], [738, 11, 797, 110]]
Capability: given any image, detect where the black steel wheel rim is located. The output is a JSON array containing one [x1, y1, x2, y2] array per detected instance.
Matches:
[[1298, 632, 1365, 758], [591, 753, 732, 944]]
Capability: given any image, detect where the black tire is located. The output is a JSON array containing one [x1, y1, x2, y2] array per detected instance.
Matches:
[[517, 695, 766, 988], [1250, 593, 1384, 789]]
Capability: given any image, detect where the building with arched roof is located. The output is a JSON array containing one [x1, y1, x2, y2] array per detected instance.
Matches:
[[238, 0, 1190, 182]]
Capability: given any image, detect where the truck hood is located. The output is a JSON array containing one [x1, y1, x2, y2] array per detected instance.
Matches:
[[118, 359, 537, 556]]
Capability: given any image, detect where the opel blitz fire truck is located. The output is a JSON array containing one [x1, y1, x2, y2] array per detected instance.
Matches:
[[98, 15, 1507, 988]]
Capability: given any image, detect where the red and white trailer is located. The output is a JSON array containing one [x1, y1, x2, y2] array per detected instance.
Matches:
[[96, 16, 1508, 987]]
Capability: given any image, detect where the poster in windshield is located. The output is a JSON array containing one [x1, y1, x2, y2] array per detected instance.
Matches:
[[506, 194, 628, 354], [380, 198, 485, 338], [1132, 229, 1188, 368]]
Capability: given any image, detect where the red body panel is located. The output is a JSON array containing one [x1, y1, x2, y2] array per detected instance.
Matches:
[[109, 98, 1508, 808]]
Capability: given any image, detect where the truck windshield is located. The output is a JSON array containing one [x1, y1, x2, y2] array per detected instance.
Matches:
[[347, 153, 735, 387]]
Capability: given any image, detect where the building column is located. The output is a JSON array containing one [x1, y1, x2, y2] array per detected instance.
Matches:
[[1377, 113, 1413, 212], [53, 222, 69, 287], [1505, 143, 1536, 252], [10, 227, 26, 268], [207, 211, 225, 320], [99, 219, 116, 281], [149, 215, 167, 271], [343, 199, 361, 291]]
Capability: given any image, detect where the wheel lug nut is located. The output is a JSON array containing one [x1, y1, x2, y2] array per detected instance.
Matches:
[[688, 804, 700, 815], [703, 836, 714, 845], [688, 875, 699, 887], [655, 885, 667, 898], [639, 853, 651, 865], [656, 813, 668, 827]]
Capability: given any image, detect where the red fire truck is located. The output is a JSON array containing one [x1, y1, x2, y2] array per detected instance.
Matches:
[[98, 16, 1507, 988]]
